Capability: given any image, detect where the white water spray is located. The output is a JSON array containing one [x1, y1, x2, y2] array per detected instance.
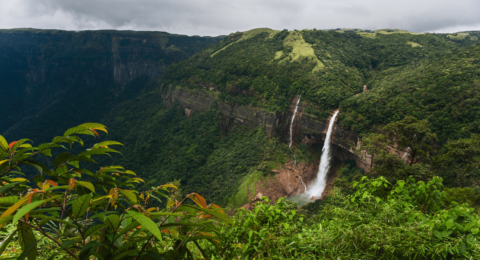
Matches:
[[306, 110, 339, 198], [288, 95, 306, 192]]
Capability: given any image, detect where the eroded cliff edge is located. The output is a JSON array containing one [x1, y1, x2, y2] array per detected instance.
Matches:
[[162, 86, 373, 195]]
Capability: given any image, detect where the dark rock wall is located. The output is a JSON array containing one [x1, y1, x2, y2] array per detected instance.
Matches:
[[0, 29, 222, 141], [164, 86, 372, 171]]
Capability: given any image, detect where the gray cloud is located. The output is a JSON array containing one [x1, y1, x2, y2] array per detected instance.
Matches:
[[0, 0, 479, 36]]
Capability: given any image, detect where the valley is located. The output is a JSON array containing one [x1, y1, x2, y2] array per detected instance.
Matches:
[[2, 27, 480, 259]]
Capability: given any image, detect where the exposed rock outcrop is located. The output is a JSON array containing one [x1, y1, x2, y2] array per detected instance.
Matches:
[[163, 86, 372, 172], [242, 160, 318, 209], [163, 86, 376, 205]]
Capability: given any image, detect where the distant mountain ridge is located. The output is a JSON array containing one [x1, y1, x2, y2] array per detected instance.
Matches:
[[0, 28, 223, 141]]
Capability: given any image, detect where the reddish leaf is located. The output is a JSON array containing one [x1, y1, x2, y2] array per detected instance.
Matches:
[[8, 141, 18, 149], [209, 204, 225, 214], [190, 193, 207, 208], [68, 178, 76, 191], [91, 129, 99, 137], [25, 193, 34, 222], [46, 180, 58, 187]]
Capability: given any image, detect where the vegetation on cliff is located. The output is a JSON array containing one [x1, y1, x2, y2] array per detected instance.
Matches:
[[162, 28, 480, 115], [340, 43, 480, 141]]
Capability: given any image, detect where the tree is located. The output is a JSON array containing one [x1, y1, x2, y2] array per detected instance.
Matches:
[[383, 116, 438, 165], [360, 117, 436, 181], [0, 123, 230, 259], [434, 134, 480, 187]]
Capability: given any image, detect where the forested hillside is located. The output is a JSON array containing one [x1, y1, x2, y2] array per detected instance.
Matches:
[[340, 43, 480, 140], [162, 28, 480, 114]]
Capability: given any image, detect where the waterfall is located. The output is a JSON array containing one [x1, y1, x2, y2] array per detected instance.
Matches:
[[298, 175, 307, 192], [402, 147, 411, 160], [289, 95, 301, 149], [288, 95, 306, 192], [306, 110, 339, 198]]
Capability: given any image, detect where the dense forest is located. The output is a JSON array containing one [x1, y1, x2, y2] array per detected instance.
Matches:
[[2, 28, 480, 259]]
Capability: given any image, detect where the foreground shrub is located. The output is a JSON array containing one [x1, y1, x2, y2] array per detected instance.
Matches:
[[0, 123, 230, 259], [206, 177, 480, 259]]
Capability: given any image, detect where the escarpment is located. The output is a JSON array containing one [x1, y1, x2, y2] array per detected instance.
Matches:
[[0, 29, 222, 141], [163, 86, 373, 172], [162, 86, 375, 204]]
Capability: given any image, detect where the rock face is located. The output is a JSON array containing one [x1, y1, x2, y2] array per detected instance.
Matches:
[[163, 86, 374, 204], [242, 160, 319, 210], [0, 29, 222, 141], [164, 86, 372, 172]]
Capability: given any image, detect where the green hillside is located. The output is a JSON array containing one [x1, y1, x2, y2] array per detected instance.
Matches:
[[340, 43, 480, 140], [162, 28, 480, 114]]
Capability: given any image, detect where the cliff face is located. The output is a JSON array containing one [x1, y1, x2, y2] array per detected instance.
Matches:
[[164, 86, 372, 172], [0, 29, 222, 142], [163, 86, 374, 203]]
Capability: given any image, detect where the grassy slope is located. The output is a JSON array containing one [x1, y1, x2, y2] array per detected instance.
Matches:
[[162, 29, 480, 117]]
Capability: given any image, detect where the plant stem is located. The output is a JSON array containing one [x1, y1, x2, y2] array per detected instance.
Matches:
[[22, 221, 79, 260]]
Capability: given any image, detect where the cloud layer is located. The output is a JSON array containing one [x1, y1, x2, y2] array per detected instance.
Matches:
[[1, 0, 479, 36]]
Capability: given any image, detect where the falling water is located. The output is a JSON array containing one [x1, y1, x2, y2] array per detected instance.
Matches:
[[307, 110, 339, 198], [289, 95, 301, 149], [288, 95, 306, 192], [287, 110, 339, 205], [402, 147, 411, 160]]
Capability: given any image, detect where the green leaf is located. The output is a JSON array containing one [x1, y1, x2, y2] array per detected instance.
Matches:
[[79, 241, 101, 260], [12, 195, 62, 225], [149, 212, 182, 217], [0, 182, 21, 194], [84, 224, 105, 238], [72, 194, 93, 219], [0, 135, 8, 151], [127, 210, 163, 242], [119, 190, 137, 203], [29, 215, 76, 227], [93, 141, 124, 148], [76, 181, 95, 193], [17, 241, 37, 260], [53, 152, 70, 167], [78, 148, 121, 157], [181, 204, 233, 224], [104, 214, 121, 230], [64, 123, 107, 137], [113, 249, 142, 260], [10, 139, 31, 152], [60, 240, 78, 250], [18, 223, 37, 260], [25, 160, 50, 174], [0, 196, 20, 205], [446, 219, 455, 229], [0, 229, 16, 256]]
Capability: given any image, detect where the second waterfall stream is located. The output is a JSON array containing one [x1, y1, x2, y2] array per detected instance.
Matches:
[[288, 110, 339, 205]]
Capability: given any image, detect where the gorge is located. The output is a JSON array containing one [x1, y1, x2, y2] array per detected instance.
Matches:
[[3, 26, 480, 259], [2, 28, 480, 208]]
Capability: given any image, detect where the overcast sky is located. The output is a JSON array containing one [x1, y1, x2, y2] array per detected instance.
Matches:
[[1, 0, 479, 36]]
